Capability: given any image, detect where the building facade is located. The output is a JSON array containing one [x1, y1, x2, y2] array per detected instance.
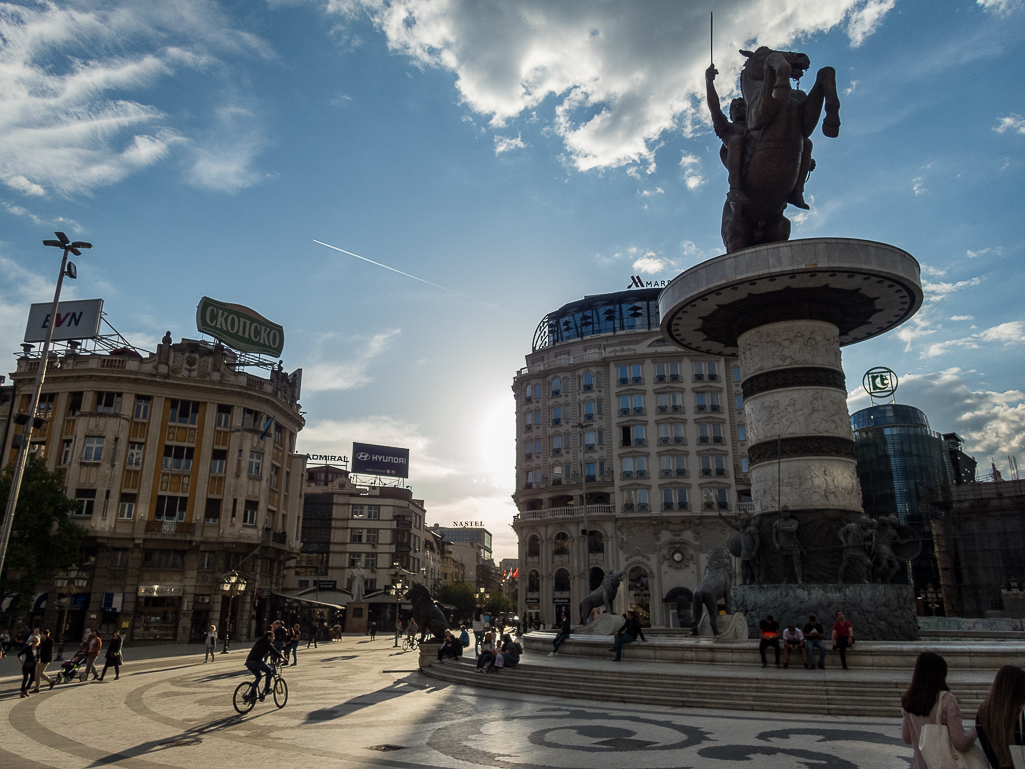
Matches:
[[435, 526, 493, 558], [2, 337, 306, 643], [288, 465, 430, 628], [511, 288, 750, 628]]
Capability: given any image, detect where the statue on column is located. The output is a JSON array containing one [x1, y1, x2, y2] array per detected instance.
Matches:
[[705, 48, 841, 253], [837, 516, 874, 583], [351, 566, 366, 601], [721, 510, 762, 585], [773, 507, 804, 583]]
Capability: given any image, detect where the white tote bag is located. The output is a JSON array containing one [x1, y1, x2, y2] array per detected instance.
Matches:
[[1011, 710, 1025, 769], [918, 691, 989, 769]]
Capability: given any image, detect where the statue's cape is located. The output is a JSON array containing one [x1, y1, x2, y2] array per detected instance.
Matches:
[[891, 524, 922, 561], [727, 529, 744, 558]]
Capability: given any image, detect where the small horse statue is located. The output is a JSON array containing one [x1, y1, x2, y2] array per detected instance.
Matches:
[[692, 548, 733, 636], [579, 570, 622, 625], [403, 583, 449, 642], [711, 47, 840, 253]]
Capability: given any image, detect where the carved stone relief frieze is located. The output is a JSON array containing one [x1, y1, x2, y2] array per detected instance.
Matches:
[[738, 320, 842, 377], [751, 459, 864, 512], [745, 390, 855, 444]]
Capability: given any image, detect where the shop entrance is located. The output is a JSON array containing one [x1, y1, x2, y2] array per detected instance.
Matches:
[[134, 597, 181, 641]]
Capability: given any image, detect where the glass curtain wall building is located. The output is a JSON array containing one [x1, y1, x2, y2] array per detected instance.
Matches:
[[851, 403, 955, 593]]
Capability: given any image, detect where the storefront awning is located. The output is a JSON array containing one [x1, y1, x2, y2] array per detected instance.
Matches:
[[271, 592, 345, 610]]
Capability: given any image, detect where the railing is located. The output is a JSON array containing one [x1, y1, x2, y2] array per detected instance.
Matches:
[[145, 520, 196, 535], [513, 504, 615, 522], [516, 350, 606, 376], [737, 502, 755, 513]]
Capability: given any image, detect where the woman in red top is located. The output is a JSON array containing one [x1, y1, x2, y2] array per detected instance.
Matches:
[[831, 610, 853, 670]]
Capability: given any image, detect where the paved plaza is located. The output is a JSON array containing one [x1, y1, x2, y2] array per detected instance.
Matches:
[[0, 637, 925, 768]]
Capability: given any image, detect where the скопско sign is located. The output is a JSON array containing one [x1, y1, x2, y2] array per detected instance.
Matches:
[[196, 297, 284, 357]]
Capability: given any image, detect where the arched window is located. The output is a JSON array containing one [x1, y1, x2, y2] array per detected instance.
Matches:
[[589, 566, 605, 591], [587, 529, 604, 554], [583, 372, 593, 391], [553, 569, 571, 592], [527, 535, 540, 557], [552, 377, 561, 395], [528, 570, 540, 593], [553, 531, 569, 555]]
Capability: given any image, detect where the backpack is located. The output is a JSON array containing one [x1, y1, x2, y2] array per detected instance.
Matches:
[[459, 630, 470, 647]]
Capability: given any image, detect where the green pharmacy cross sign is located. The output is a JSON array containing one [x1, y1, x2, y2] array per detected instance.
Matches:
[[196, 297, 284, 357], [863, 366, 898, 400]]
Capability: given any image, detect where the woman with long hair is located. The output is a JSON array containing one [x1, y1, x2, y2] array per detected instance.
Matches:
[[900, 652, 977, 768], [976, 665, 1025, 768]]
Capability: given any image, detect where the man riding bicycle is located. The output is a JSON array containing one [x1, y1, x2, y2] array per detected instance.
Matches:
[[246, 630, 284, 700]]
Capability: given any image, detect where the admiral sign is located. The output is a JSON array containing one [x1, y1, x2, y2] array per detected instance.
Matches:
[[196, 297, 284, 357], [351, 442, 409, 478], [24, 299, 103, 343]]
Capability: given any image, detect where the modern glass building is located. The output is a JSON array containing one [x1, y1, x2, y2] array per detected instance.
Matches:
[[851, 403, 955, 592]]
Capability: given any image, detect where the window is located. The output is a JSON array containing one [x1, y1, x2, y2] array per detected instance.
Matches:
[[352, 505, 365, 519], [82, 436, 104, 462], [524, 384, 533, 403], [348, 553, 362, 568], [637, 489, 649, 511], [169, 399, 199, 425], [204, 497, 221, 523], [583, 372, 593, 391], [528, 570, 541, 592], [659, 422, 685, 444], [366, 528, 379, 544], [707, 362, 718, 381], [154, 495, 188, 521], [60, 439, 73, 466], [736, 394, 744, 410], [631, 364, 642, 383], [553, 569, 571, 592], [248, 451, 263, 477], [525, 470, 535, 488], [367, 505, 380, 519], [274, 424, 284, 447], [525, 411, 533, 427], [243, 408, 262, 429], [663, 488, 688, 510], [622, 456, 634, 477], [68, 392, 83, 416], [297, 579, 310, 589], [270, 464, 280, 490], [656, 362, 680, 381], [584, 401, 595, 421], [133, 396, 150, 421], [733, 365, 741, 382], [142, 550, 186, 569], [738, 425, 747, 442], [701, 454, 726, 476], [710, 392, 722, 412], [660, 392, 683, 412], [621, 425, 632, 447], [95, 391, 122, 413], [110, 550, 130, 568], [696, 392, 707, 412], [619, 395, 630, 415], [618, 365, 629, 385], [364, 553, 378, 568], [216, 404, 231, 429], [552, 406, 561, 425], [533, 384, 541, 399], [242, 499, 259, 526], [551, 377, 561, 396], [554, 532, 569, 555], [552, 435, 563, 455], [702, 487, 730, 511], [126, 442, 144, 468], [210, 449, 227, 475], [661, 455, 686, 477], [584, 431, 596, 451], [351, 528, 364, 543], [527, 535, 540, 557], [633, 394, 644, 413], [552, 464, 563, 483], [198, 551, 215, 570], [699, 423, 724, 444], [741, 457, 750, 473], [118, 493, 136, 520], [162, 445, 194, 472], [74, 489, 96, 517], [633, 425, 646, 446]]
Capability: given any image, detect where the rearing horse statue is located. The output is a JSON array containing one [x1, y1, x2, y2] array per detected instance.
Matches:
[[708, 47, 841, 253]]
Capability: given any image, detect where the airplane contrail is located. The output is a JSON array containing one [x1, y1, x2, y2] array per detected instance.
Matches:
[[313, 239, 526, 319]]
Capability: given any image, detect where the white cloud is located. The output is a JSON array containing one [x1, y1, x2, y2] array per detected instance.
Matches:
[[494, 133, 526, 155], [920, 320, 1025, 358], [324, 0, 894, 173], [994, 114, 1025, 134], [0, 2, 268, 197], [923, 276, 982, 301], [632, 253, 672, 274], [844, 79, 860, 95], [679, 152, 705, 190], [912, 176, 926, 195], [186, 106, 265, 192], [919, 264, 946, 277], [977, 0, 1024, 15], [950, 315, 975, 321], [967, 246, 1002, 258], [302, 329, 400, 392]]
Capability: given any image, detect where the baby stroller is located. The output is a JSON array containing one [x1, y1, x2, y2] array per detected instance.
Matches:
[[57, 650, 88, 683]]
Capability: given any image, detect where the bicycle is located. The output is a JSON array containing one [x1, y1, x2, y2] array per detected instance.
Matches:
[[401, 636, 419, 652], [233, 661, 288, 714]]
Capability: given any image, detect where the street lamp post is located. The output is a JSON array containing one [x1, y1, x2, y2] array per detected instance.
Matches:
[[0, 233, 91, 579], [220, 571, 247, 654], [391, 569, 405, 647], [53, 567, 89, 660]]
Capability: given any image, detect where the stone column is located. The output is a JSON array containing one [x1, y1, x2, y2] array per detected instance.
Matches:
[[738, 319, 863, 583]]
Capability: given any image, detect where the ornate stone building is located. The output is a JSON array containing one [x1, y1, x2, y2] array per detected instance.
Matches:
[[3, 337, 305, 644], [512, 288, 750, 627]]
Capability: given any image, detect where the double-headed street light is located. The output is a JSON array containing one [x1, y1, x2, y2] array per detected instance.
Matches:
[[53, 567, 89, 660], [219, 571, 247, 653], [0, 233, 91, 580]]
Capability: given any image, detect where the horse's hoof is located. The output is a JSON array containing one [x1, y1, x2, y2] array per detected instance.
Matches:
[[822, 118, 840, 138]]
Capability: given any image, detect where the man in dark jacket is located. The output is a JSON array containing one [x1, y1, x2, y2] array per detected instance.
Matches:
[[549, 615, 572, 656], [34, 630, 55, 692], [246, 631, 284, 699], [612, 611, 647, 661]]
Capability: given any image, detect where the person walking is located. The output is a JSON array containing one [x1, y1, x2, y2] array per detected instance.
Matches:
[[287, 624, 301, 665], [758, 615, 780, 668], [612, 611, 647, 661], [976, 665, 1025, 768], [19, 636, 40, 697], [306, 620, 319, 649], [204, 625, 217, 663], [472, 610, 484, 655], [831, 610, 854, 670], [99, 630, 123, 681], [549, 614, 571, 656], [803, 615, 827, 669], [34, 629, 55, 692], [901, 651, 978, 769], [83, 631, 102, 681], [369, 621, 377, 641]]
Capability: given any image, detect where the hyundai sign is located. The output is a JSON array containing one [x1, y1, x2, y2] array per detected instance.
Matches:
[[24, 299, 103, 343], [351, 442, 409, 478]]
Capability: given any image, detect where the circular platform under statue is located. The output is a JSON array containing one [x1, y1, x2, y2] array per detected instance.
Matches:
[[732, 583, 919, 641]]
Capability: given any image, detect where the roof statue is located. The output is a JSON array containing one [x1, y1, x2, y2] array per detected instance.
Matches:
[[706, 47, 841, 253]]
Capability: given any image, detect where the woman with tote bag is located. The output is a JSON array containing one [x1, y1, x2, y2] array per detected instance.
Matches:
[[976, 665, 1025, 769], [901, 652, 985, 768]]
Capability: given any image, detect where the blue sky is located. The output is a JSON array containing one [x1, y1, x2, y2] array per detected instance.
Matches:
[[1, 0, 1023, 560]]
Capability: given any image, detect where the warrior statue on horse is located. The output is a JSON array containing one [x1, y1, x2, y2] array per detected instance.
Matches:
[[706, 47, 841, 253]]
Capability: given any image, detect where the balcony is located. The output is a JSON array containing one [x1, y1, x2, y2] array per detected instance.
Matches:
[[145, 520, 196, 536], [394, 516, 412, 529], [552, 390, 561, 397], [263, 529, 287, 545], [512, 504, 616, 523], [633, 407, 644, 415], [584, 414, 595, 421], [552, 418, 561, 426], [552, 478, 562, 485], [553, 448, 562, 456], [620, 408, 630, 416], [584, 444, 595, 452], [637, 470, 647, 478], [672, 405, 682, 413]]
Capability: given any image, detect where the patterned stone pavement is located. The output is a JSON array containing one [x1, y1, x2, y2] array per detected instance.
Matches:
[[0, 637, 920, 768]]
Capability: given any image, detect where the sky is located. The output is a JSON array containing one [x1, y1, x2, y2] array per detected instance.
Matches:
[[0, 0, 1023, 562]]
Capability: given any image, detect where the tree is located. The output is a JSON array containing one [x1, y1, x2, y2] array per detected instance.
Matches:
[[435, 582, 477, 619], [484, 592, 515, 617], [0, 456, 86, 615]]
